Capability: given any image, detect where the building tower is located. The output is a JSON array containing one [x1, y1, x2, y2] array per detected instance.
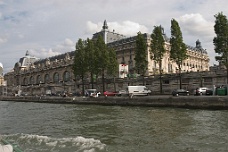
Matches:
[[102, 20, 108, 44], [196, 39, 202, 49]]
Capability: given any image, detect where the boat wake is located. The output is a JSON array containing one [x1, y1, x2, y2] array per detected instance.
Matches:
[[2, 134, 106, 152]]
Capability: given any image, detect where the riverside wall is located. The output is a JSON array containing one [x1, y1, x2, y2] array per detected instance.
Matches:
[[1, 95, 228, 110]]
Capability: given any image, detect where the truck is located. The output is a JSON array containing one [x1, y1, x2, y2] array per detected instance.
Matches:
[[127, 86, 151, 96], [85, 89, 101, 97]]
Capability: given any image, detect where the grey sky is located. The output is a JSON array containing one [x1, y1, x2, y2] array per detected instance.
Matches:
[[0, 0, 227, 73]]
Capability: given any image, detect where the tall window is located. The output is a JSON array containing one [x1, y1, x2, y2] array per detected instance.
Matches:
[[37, 75, 41, 84], [44, 74, 49, 83], [168, 63, 172, 73], [153, 61, 157, 68], [53, 72, 59, 83], [30, 76, 34, 85], [23, 78, 27, 85], [63, 71, 70, 82]]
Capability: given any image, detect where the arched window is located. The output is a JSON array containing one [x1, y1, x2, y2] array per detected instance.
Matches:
[[53, 72, 59, 83], [37, 75, 41, 84], [44, 74, 49, 83], [63, 71, 70, 82], [30, 76, 34, 85], [23, 78, 27, 85]]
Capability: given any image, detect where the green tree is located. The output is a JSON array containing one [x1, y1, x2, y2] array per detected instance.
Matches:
[[95, 35, 109, 92], [107, 47, 118, 76], [213, 12, 228, 88], [135, 32, 148, 85], [170, 19, 187, 89], [107, 47, 118, 91], [72, 38, 88, 95], [85, 38, 96, 89], [150, 25, 166, 94]]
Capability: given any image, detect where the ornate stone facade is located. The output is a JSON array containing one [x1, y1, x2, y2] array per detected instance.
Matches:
[[5, 51, 76, 96], [96, 21, 210, 76], [4, 20, 214, 96]]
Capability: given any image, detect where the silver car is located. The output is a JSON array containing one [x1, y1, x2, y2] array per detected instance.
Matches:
[[194, 87, 208, 95]]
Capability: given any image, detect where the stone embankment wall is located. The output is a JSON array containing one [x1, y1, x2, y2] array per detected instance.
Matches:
[[1, 96, 228, 110]]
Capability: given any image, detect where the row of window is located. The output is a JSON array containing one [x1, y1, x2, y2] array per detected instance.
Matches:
[[183, 62, 203, 69], [22, 71, 71, 85]]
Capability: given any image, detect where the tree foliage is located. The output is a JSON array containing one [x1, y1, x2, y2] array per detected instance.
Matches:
[[214, 12, 228, 88], [213, 12, 228, 67], [135, 32, 148, 76], [73, 36, 118, 93], [170, 19, 187, 89], [107, 47, 118, 76], [150, 25, 166, 93], [170, 19, 187, 66], [72, 38, 88, 94], [95, 35, 109, 92], [150, 26, 166, 67], [85, 38, 96, 88]]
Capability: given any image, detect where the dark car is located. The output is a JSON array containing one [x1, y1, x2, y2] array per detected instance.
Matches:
[[172, 89, 190, 96], [205, 88, 213, 95]]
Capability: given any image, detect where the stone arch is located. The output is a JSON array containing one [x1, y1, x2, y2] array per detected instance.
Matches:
[[37, 75, 41, 84], [30, 76, 34, 85], [23, 77, 27, 85], [44, 74, 49, 83], [63, 71, 70, 82], [53, 72, 59, 83]]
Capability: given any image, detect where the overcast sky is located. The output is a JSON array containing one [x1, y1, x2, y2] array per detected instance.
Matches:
[[0, 0, 228, 74]]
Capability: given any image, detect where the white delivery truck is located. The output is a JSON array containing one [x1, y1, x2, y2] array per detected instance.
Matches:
[[85, 89, 101, 97], [127, 86, 151, 96]]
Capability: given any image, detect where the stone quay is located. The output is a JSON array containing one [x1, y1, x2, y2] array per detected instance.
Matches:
[[1, 95, 228, 110]]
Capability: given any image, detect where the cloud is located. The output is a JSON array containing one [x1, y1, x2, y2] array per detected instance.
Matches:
[[85, 20, 149, 36], [85, 21, 102, 34], [29, 48, 60, 59], [178, 13, 215, 41], [28, 38, 75, 59], [176, 13, 217, 64], [55, 38, 75, 52], [0, 37, 7, 44], [18, 34, 24, 39], [0, 0, 4, 5]]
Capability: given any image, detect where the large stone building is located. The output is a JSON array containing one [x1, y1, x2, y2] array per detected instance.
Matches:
[[4, 20, 214, 96], [95, 20, 209, 76]]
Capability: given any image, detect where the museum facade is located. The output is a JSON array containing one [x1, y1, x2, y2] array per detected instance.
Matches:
[[4, 20, 213, 96]]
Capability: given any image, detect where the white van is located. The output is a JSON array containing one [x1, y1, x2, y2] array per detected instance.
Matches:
[[85, 89, 101, 97], [127, 86, 151, 96]]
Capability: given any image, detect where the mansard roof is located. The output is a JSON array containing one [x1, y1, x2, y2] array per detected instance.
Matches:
[[33, 51, 75, 65], [17, 51, 39, 68], [186, 44, 207, 54]]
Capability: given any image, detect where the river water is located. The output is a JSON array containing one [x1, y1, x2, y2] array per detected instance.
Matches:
[[0, 100, 228, 152]]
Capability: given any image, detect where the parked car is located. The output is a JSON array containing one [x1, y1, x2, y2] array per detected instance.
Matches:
[[117, 90, 128, 96], [194, 87, 209, 95], [205, 88, 213, 95], [172, 89, 190, 96], [103, 91, 117, 96]]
